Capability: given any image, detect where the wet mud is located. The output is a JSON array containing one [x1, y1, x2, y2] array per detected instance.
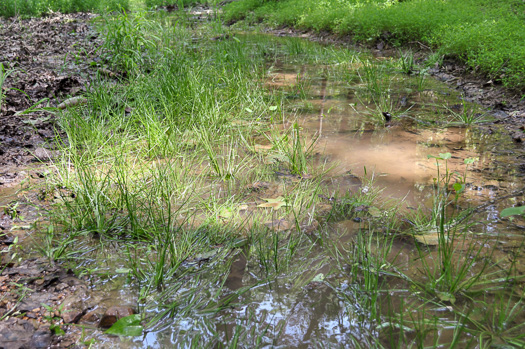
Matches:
[[0, 12, 102, 166]]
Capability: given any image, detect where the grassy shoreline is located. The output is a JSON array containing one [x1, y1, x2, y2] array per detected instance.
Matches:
[[224, 0, 525, 92]]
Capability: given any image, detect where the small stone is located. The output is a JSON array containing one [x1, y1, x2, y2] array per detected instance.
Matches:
[[98, 306, 135, 329], [104, 306, 135, 319], [80, 309, 102, 323], [98, 315, 117, 329], [31, 308, 40, 313]]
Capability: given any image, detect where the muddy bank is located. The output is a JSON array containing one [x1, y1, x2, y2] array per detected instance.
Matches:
[[0, 12, 102, 166], [0, 13, 116, 347]]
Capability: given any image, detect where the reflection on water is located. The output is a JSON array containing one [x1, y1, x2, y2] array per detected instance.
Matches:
[[90, 35, 525, 348]]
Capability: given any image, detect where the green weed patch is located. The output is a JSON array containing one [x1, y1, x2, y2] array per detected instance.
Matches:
[[225, 0, 525, 90], [0, 0, 130, 17]]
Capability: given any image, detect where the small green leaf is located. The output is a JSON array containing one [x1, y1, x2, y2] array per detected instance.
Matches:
[[428, 153, 451, 160], [452, 182, 464, 194], [269, 106, 278, 111], [501, 206, 525, 218], [105, 314, 143, 337], [115, 268, 131, 274], [436, 291, 456, 304], [439, 152, 451, 160], [245, 107, 253, 113], [311, 273, 324, 282]]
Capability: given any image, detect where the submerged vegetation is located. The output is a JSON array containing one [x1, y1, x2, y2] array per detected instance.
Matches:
[[1, 1, 524, 347]]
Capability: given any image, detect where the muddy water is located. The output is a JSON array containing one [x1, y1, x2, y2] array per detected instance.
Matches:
[[79, 36, 525, 347]]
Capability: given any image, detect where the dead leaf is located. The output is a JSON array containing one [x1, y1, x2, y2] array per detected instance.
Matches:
[[253, 144, 273, 152], [414, 233, 447, 246], [57, 96, 87, 109], [257, 197, 290, 210]]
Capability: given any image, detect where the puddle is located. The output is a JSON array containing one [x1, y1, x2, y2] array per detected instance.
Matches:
[[15, 31, 525, 347]]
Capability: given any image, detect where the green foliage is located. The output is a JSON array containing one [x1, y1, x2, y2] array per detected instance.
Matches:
[[224, 0, 525, 90], [0, 0, 129, 17], [105, 314, 143, 336]]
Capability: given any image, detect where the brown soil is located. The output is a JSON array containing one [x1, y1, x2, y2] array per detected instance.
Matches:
[[0, 13, 105, 348], [0, 12, 102, 166]]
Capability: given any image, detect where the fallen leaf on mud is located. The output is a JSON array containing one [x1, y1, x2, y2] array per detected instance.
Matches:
[[57, 96, 87, 109], [413, 233, 446, 246], [253, 144, 273, 152], [257, 197, 289, 210]]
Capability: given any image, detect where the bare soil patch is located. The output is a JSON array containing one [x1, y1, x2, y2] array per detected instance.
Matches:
[[0, 13, 105, 347], [0, 12, 102, 166]]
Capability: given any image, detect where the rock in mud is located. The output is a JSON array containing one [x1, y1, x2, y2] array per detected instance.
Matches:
[[60, 288, 89, 324], [98, 306, 135, 328], [32, 147, 59, 162], [0, 318, 51, 349]]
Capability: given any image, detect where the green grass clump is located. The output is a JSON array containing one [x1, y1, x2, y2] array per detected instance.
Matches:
[[0, 0, 130, 17], [224, 0, 525, 90]]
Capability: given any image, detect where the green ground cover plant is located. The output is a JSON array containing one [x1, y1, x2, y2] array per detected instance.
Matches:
[[0, 0, 130, 17], [224, 0, 525, 91]]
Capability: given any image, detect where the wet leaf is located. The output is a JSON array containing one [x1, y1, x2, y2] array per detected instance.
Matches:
[[311, 273, 324, 282], [436, 291, 456, 304], [414, 233, 442, 246], [257, 197, 290, 210], [368, 206, 381, 217], [453, 182, 465, 194], [501, 206, 525, 218], [105, 314, 143, 337]]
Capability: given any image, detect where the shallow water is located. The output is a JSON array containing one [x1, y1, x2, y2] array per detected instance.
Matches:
[[63, 33, 525, 347]]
